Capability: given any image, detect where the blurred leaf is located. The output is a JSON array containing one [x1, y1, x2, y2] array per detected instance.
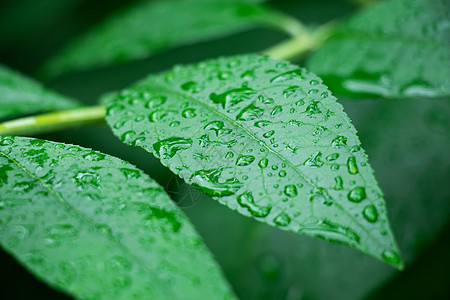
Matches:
[[42, 0, 296, 78], [0, 136, 236, 300], [103, 54, 402, 267], [0, 64, 80, 121], [307, 0, 450, 98]]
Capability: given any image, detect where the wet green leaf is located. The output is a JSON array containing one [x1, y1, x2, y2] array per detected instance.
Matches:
[[42, 0, 294, 78], [0, 64, 80, 121], [104, 54, 402, 268], [0, 136, 235, 300], [307, 0, 450, 98]]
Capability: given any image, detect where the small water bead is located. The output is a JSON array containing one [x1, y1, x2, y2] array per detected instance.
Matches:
[[170, 121, 180, 127], [236, 102, 264, 121], [347, 187, 366, 203], [284, 185, 298, 197], [182, 108, 197, 119], [271, 165, 278, 170], [258, 158, 268, 169], [278, 170, 286, 177], [236, 155, 255, 166], [363, 205, 378, 223], [382, 250, 401, 265], [282, 86, 299, 98], [254, 120, 272, 128], [263, 130, 275, 138], [225, 151, 234, 159], [331, 136, 348, 147], [153, 137, 193, 159], [120, 131, 136, 143], [82, 152, 105, 162], [180, 81, 200, 93], [273, 213, 291, 226], [326, 153, 340, 161], [237, 191, 272, 217], [46, 224, 79, 240], [334, 176, 343, 190], [308, 89, 319, 94], [347, 156, 359, 174], [107, 104, 125, 116], [134, 114, 145, 122], [271, 106, 283, 116]]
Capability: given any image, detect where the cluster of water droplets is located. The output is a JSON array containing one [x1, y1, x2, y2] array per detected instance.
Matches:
[[0, 136, 237, 299], [103, 54, 401, 265]]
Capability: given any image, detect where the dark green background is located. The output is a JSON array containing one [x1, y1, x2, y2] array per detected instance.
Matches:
[[1, 0, 449, 299]]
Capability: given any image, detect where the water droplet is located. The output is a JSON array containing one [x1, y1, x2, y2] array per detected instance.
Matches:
[[204, 121, 231, 136], [326, 153, 339, 161], [46, 224, 79, 240], [254, 120, 272, 128], [334, 176, 343, 190], [303, 151, 323, 167], [331, 136, 348, 147], [236, 155, 255, 166], [271, 106, 282, 116], [182, 108, 197, 119], [347, 187, 366, 202], [263, 130, 275, 138], [284, 185, 298, 197], [363, 205, 378, 223], [236, 102, 264, 121], [382, 250, 400, 265], [279, 170, 286, 177], [170, 121, 180, 127], [258, 158, 268, 169], [153, 137, 192, 159], [273, 213, 291, 226], [210, 86, 256, 109], [347, 156, 359, 174], [82, 151, 105, 162], [237, 191, 272, 217], [270, 69, 304, 83], [181, 81, 200, 93], [145, 96, 166, 108], [190, 169, 242, 196]]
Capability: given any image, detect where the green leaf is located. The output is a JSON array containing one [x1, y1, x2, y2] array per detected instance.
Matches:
[[307, 0, 450, 98], [103, 54, 402, 268], [42, 0, 296, 78], [0, 64, 80, 121], [0, 136, 236, 300]]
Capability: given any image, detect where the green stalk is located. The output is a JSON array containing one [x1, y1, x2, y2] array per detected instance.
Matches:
[[263, 22, 334, 61], [0, 106, 106, 136]]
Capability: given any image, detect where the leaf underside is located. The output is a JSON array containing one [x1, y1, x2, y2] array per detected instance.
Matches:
[[0, 136, 235, 300], [307, 0, 450, 98], [104, 54, 403, 268], [42, 0, 290, 78], [0, 65, 80, 121]]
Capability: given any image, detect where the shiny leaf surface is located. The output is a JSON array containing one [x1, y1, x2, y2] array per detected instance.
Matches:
[[104, 54, 402, 267], [43, 0, 294, 78], [0, 65, 79, 121], [307, 0, 450, 98], [0, 136, 235, 300]]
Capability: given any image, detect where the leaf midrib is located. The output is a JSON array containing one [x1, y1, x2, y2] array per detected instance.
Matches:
[[0, 148, 168, 292], [144, 81, 384, 250]]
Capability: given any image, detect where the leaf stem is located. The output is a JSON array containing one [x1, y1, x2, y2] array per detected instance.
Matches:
[[263, 22, 334, 61], [0, 106, 106, 136]]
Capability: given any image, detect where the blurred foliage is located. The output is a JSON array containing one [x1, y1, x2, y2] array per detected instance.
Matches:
[[0, 0, 449, 299]]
